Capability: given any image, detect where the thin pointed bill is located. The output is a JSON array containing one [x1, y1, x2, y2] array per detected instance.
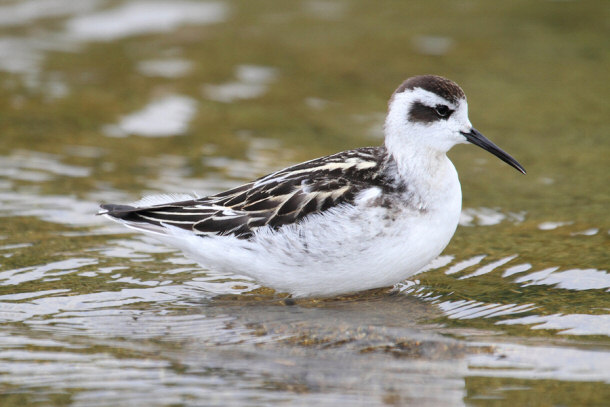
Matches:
[[461, 128, 526, 174]]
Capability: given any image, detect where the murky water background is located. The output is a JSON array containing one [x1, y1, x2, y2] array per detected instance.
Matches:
[[0, 0, 608, 406]]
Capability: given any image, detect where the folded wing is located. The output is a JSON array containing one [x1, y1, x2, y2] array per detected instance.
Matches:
[[100, 147, 387, 239]]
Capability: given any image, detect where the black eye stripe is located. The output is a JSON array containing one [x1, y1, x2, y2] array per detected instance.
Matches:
[[408, 102, 453, 123]]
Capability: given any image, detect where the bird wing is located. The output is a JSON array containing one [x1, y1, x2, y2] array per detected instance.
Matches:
[[100, 147, 388, 239]]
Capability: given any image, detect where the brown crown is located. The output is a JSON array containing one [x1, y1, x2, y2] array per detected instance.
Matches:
[[392, 75, 465, 104]]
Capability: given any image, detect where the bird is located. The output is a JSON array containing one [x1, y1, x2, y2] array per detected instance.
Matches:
[[99, 75, 525, 298]]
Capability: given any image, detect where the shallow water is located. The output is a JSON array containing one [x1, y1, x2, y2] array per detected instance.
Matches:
[[0, 0, 609, 406]]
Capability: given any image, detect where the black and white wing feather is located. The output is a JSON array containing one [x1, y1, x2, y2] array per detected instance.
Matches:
[[100, 147, 391, 239]]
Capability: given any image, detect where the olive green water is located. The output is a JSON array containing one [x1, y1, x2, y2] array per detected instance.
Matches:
[[0, 0, 608, 406]]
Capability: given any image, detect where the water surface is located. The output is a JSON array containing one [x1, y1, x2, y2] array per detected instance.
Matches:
[[0, 0, 608, 406]]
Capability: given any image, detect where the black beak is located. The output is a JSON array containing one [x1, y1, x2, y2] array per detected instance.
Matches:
[[461, 128, 526, 174]]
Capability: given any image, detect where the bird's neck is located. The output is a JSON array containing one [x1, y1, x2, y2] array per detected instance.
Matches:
[[383, 138, 456, 209]]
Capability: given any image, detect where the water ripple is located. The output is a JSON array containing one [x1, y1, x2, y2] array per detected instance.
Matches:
[[497, 314, 610, 336], [65, 1, 229, 41]]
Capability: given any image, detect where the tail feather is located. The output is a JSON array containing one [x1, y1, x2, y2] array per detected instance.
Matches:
[[98, 203, 137, 216], [100, 203, 174, 236]]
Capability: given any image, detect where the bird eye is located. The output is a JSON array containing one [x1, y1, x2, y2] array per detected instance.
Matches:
[[435, 105, 450, 117]]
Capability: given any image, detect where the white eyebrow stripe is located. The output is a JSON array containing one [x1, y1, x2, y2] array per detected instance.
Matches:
[[403, 88, 458, 110]]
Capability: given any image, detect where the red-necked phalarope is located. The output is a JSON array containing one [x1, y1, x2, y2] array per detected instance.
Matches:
[[100, 75, 526, 297]]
